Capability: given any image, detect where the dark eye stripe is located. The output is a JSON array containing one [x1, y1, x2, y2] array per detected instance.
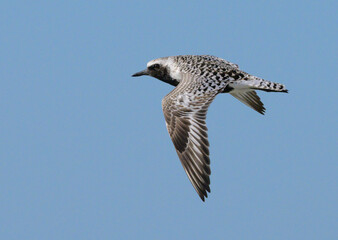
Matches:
[[149, 64, 160, 69]]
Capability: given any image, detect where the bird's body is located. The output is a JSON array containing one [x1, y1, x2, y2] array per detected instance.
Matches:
[[132, 55, 288, 201]]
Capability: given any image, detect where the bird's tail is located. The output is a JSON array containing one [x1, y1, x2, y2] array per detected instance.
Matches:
[[231, 76, 288, 93]]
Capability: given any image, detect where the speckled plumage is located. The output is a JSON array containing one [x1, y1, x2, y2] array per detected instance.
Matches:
[[132, 55, 288, 201]]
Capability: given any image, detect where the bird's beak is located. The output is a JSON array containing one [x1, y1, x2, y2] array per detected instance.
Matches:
[[132, 69, 148, 77]]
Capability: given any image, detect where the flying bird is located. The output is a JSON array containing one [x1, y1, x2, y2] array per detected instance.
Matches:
[[132, 55, 288, 201]]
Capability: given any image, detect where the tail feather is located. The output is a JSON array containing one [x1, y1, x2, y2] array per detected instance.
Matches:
[[225, 74, 288, 114], [230, 76, 288, 93]]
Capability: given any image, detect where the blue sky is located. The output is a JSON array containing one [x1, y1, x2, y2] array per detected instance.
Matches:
[[1, 0, 337, 239]]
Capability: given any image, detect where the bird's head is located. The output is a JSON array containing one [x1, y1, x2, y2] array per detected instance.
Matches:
[[132, 57, 180, 86]]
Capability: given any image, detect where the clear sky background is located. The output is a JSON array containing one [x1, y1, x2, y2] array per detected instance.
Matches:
[[1, 0, 337, 239]]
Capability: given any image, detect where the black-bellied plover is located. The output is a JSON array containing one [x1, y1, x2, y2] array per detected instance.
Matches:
[[132, 55, 288, 201]]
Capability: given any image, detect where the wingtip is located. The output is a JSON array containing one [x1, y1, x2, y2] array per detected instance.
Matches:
[[199, 190, 210, 202], [259, 107, 266, 115]]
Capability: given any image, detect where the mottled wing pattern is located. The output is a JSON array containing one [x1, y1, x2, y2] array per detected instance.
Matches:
[[162, 73, 217, 201], [200, 55, 240, 69]]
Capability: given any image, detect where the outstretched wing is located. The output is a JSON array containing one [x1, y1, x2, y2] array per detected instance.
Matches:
[[230, 90, 265, 114], [162, 73, 217, 201]]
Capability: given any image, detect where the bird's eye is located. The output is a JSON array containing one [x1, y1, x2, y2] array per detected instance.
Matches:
[[150, 64, 160, 69]]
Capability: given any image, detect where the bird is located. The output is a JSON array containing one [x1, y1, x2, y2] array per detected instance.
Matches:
[[132, 55, 288, 201]]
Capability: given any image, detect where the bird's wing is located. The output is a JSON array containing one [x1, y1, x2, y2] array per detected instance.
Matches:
[[162, 73, 218, 201], [230, 90, 265, 115]]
